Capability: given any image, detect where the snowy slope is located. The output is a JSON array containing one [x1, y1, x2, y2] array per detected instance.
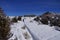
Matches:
[[24, 17, 60, 40], [9, 21, 33, 40], [8, 17, 60, 40]]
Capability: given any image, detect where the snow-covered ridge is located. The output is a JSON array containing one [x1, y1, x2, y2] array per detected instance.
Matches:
[[24, 17, 60, 40], [8, 17, 60, 40]]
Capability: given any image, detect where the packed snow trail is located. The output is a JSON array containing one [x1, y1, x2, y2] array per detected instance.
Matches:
[[24, 24, 39, 40], [24, 17, 60, 40], [9, 21, 33, 40]]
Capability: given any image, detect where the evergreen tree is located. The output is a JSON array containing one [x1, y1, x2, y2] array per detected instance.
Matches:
[[12, 17, 18, 22], [18, 16, 21, 21], [0, 8, 10, 40]]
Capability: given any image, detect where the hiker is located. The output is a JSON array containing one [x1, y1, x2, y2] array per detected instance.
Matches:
[[23, 19, 24, 22]]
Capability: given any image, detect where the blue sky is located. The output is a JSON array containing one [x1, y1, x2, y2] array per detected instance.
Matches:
[[0, 0, 60, 16]]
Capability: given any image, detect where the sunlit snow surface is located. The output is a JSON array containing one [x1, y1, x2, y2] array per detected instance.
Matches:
[[24, 17, 60, 40], [9, 21, 33, 40], [9, 17, 60, 40]]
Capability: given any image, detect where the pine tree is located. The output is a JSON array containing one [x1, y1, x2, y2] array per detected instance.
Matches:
[[12, 17, 18, 23], [18, 16, 21, 21], [0, 8, 10, 40]]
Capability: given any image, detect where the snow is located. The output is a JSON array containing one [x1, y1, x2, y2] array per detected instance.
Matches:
[[24, 17, 60, 40], [9, 21, 33, 40], [8, 17, 60, 40]]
